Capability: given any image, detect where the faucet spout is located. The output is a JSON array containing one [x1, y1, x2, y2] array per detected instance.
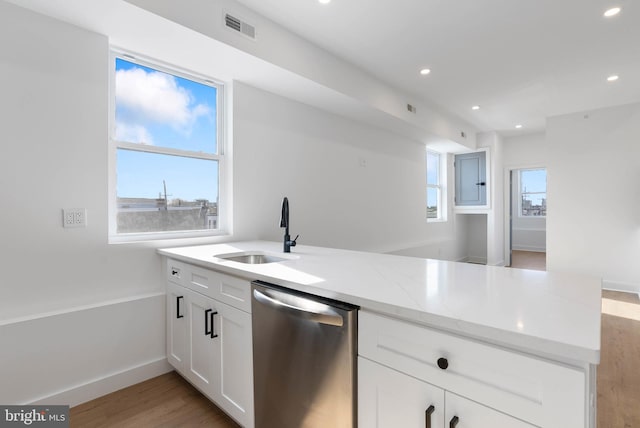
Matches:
[[280, 197, 298, 253]]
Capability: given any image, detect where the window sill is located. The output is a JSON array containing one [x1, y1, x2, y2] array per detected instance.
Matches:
[[109, 229, 231, 245], [427, 218, 448, 224]]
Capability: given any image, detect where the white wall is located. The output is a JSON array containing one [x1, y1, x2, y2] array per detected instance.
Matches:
[[233, 82, 464, 257], [466, 214, 488, 264], [0, 3, 175, 404], [547, 103, 640, 291], [476, 132, 505, 266]]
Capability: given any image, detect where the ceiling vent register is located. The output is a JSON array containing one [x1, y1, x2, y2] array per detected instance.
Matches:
[[225, 13, 256, 40]]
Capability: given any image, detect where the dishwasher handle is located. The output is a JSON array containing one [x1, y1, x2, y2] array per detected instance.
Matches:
[[253, 288, 344, 327]]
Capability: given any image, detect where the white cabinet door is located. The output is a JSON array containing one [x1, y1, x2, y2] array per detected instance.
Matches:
[[215, 301, 254, 428], [167, 280, 254, 428], [186, 290, 221, 400], [359, 357, 445, 428], [166, 281, 188, 373], [445, 392, 536, 428]]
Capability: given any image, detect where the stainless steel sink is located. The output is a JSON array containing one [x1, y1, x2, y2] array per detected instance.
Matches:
[[214, 252, 289, 264]]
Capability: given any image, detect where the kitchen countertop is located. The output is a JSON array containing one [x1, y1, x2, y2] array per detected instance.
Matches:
[[158, 241, 601, 365]]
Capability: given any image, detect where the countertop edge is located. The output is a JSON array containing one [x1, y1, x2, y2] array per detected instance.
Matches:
[[157, 247, 600, 365]]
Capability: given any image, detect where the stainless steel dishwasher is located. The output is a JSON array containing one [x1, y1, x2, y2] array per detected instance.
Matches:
[[251, 281, 358, 428]]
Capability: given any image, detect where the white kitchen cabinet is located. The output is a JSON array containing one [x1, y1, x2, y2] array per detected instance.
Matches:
[[359, 357, 445, 428], [359, 310, 587, 428], [359, 357, 534, 428], [165, 260, 254, 428], [166, 281, 187, 372]]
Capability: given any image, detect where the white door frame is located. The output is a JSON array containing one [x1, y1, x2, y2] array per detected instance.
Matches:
[[503, 163, 546, 267]]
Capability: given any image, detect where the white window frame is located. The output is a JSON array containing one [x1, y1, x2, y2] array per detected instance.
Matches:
[[518, 168, 546, 218], [427, 150, 447, 222], [108, 49, 230, 242]]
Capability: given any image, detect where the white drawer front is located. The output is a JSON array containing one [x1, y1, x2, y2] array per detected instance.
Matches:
[[166, 259, 186, 286], [359, 311, 585, 428], [166, 259, 252, 313]]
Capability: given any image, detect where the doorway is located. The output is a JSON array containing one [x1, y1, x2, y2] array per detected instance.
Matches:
[[505, 167, 547, 270]]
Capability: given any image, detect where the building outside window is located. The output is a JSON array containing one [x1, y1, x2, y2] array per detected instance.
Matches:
[[520, 168, 546, 216], [109, 52, 225, 240], [427, 150, 445, 221]]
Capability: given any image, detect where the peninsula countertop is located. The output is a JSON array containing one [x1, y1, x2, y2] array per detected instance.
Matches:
[[158, 241, 601, 364]]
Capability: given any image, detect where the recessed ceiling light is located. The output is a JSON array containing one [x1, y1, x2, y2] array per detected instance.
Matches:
[[471, 105, 480, 110], [515, 124, 523, 129], [607, 75, 619, 82], [604, 7, 621, 17], [420, 68, 431, 76]]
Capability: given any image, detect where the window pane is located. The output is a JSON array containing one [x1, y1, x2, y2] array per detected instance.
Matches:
[[520, 168, 547, 216], [427, 151, 440, 185], [115, 58, 217, 154], [521, 192, 547, 216], [116, 149, 219, 233], [520, 169, 546, 193], [427, 187, 439, 219]]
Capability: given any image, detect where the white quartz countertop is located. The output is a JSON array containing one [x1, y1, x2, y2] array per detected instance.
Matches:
[[158, 241, 601, 364]]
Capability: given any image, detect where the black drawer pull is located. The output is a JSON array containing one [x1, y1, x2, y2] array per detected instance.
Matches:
[[450, 416, 459, 428], [176, 296, 184, 319], [425, 405, 435, 428], [476, 181, 486, 186], [437, 357, 449, 370]]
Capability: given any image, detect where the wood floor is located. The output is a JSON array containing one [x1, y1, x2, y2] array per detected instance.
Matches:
[[70, 371, 239, 428], [510, 250, 546, 271], [71, 290, 639, 428], [598, 290, 640, 428]]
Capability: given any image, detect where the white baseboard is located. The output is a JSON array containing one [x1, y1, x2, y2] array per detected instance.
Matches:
[[30, 357, 172, 407], [602, 280, 640, 296]]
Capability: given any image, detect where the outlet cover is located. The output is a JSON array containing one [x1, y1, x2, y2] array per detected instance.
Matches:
[[62, 208, 87, 228]]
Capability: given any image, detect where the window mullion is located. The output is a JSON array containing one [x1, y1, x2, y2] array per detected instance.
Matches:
[[114, 140, 220, 161]]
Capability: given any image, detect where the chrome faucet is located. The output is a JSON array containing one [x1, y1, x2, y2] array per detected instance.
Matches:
[[280, 197, 299, 253]]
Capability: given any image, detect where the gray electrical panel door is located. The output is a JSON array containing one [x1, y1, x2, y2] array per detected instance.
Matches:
[[455, 151, 487, 206]]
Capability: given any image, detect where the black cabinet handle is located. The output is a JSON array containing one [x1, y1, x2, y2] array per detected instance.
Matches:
[[450, 416, 459, 428], [205, 309, 212, 335], [425, 405, 435, 428], [176, 296, 184, 319], [437, 357, 449, 370], [209, 310, 219, 339], [171, 269, 179, 276], [476, 182, 486, 186]]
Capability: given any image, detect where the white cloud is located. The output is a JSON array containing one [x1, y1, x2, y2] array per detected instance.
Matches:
[[115, 67, 211, 135], [115, 123, 154, 145]]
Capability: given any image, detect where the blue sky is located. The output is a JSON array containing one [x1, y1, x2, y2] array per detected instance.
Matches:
[[115, 58, 219, 202], [520, 169, 546, 205]]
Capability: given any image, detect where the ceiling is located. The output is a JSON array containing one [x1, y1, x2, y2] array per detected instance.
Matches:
[[234, 0, 640, 136], [7, 0, 640, 139]]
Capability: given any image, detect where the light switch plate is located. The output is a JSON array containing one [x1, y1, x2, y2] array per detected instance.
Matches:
[[62, 208, 87, 228]]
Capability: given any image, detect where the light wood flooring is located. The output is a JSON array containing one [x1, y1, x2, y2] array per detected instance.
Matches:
[[71, 290, 639, 427], [70, 371, 239, 428], [510, 250, 546, 271], [598, 290, 640, 427]]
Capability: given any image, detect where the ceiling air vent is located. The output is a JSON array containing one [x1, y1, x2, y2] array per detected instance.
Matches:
[[225, 13, 256, 40]]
